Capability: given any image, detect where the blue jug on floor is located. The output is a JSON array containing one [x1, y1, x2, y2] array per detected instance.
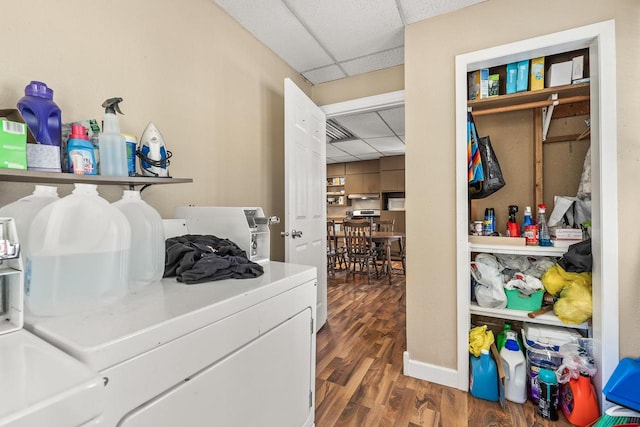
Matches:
[[470, 349, 499, 401]]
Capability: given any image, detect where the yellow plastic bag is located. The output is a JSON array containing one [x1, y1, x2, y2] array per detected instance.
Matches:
[[541, 264, 592, 296], [554, 281, 593, 324], [469, 325, 495, 357]]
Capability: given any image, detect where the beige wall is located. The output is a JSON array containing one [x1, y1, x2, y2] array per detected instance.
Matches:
[[311, 65, 404, 105], [405, 0, 640, 373], [0, 0, 311, 262]]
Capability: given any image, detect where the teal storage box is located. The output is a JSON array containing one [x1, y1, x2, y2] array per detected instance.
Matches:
[[516, 60, 530, 92], [505, 289, 543, 311], [506, 63, 518, 94]]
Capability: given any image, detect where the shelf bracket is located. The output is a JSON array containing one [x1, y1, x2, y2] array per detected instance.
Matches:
[[541, 93, 559, 141]]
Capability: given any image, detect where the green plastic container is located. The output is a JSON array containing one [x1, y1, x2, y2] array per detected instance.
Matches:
[[505, 289, 544, 311]]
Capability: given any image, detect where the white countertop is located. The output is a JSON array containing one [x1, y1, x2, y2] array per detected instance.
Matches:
[[24, 261, 317, 372]]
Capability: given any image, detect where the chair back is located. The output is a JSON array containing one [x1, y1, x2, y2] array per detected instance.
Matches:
[[373, 219, 395, 232], [327, 220, 338, 253], [343, 219, 373, 256]]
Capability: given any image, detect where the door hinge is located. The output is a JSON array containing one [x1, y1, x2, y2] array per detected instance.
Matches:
[[310, 318, 314, 334], [309, 390, 313, 408]]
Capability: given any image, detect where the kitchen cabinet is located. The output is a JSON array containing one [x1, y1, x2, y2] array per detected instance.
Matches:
[[346, 159, 378, 175], [453, 22, 619, 402], [380, 155, 404, 171], [345, 172, 379, 195], [380, 169, 404, 192], [326, 163, 345, 177]]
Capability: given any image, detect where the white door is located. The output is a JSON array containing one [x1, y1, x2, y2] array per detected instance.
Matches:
[[284, 78, 327, 330]]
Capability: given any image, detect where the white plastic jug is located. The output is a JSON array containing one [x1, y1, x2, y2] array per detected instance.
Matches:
[[26, 183, 131, 316], [500, 338, 528, 403], [112, 190, 164, 287], [0, 185, 59, 256]]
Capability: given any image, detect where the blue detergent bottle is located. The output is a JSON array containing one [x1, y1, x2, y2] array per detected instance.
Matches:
[[67, 124, 96, 175], [470, 349, 499, 401], [17, 81, 62, 146]]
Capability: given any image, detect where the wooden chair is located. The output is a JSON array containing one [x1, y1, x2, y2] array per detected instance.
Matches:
[[372, 219, 394, 275], [373, 218, 406, 275], [343, 219, 378, 284], [327, 220, 346, 277]]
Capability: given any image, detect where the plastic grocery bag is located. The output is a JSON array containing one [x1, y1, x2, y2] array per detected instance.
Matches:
[[469, 325, 495, 357], [471, 254, 507, 309], [556, 338, 597, 383], [541, 264, 592, 296], [554, 281, 593, 324]]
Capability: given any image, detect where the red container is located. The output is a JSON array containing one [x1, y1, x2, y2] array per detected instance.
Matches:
[[560, 374, 600, 427]]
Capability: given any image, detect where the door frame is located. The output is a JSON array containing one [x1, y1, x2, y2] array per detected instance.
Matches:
[[320, 90, 405, 119], [454, 20, 618, 406]]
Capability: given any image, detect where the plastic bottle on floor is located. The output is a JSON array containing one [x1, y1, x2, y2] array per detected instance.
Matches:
[[500, 338, 527, 403], [112, 190, 164, 287], [470, 349, 499, 401], [561, 373, 600, 426]]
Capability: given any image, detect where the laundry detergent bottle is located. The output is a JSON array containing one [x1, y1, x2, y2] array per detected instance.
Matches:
[[560, 373, 600, 426], [25, 183, 131, 316], [67, 124, 96, 175], [112, 190, 164, 287], [17, 80, 62, 146], [0, 185, 59, 257], [500, 338, 527, 403]]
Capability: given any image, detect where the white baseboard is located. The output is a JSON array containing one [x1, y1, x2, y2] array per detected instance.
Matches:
[[403, 351, 461, 390]]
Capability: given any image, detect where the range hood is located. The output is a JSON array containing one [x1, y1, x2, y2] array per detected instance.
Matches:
[[347, 193, 380, 200]]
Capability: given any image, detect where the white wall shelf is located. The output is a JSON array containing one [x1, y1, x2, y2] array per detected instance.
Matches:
[[470, 302, 589, 330]]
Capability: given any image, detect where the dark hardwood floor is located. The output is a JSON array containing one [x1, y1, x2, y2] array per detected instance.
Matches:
[[315, 268, 574, 427]]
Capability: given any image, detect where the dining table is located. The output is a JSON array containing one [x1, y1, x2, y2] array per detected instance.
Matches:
[[333, 230, 405, 285]]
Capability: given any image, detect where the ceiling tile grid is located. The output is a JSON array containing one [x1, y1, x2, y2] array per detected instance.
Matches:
[[212, 0, 486, 161]]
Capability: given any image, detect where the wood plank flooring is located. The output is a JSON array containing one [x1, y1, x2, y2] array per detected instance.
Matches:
[[315, 269, 574, 427]]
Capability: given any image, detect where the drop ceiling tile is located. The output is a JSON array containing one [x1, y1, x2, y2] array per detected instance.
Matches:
[[326, 143, 348, 157], [287, 0, 404, 61], [330, 155, 361, 163], [340, 47, 404, 76], [303, 65, 347, 84], [364, 136, 406, 152], [214, 0, 333, 71], [335, 112, 394, 139], [400, 0, 486, 24], [332, 139, 377, 155], [357, 153, 383, 160], [379, 106, 405, 136], [327, 158, 339, 164]]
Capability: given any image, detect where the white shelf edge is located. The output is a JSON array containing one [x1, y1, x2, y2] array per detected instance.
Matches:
[[470, 302, 589, 330], [469, 243, 567, 256]]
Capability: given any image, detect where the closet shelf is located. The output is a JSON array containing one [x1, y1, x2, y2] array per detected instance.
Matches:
[[0, 169, 192, 188]]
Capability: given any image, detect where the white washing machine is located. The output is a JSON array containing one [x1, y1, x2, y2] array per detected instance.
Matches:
[[0, 329, 104, 426], [24, 262, 317, 427]]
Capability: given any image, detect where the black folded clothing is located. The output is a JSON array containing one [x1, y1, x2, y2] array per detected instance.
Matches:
[[164, 234, 264, 284]]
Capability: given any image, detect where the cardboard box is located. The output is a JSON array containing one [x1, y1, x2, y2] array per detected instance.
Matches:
[[530, 57, 545, 91], [572, 56, 584, 81], [490, 342, 506, 408], [0, 110, 28, 170], [0, 109, 62, 172], [546, 61, 573, 87], [516, 60, 529, 92], [506, 63, 517, 94], [468, 69, 489, 100], [488, 74, 500, 97]]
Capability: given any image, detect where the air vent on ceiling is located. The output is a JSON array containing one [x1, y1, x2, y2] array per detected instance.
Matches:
[[326, 119, 356, 143]]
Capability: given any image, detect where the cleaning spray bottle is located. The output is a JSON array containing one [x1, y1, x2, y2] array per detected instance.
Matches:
[[99, 97, 128, 176], [138, 122, 170, 177], [506, 205, 520, 237]]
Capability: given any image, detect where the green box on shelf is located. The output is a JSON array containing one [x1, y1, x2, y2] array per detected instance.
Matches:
[[505, 289, 544, 311]]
